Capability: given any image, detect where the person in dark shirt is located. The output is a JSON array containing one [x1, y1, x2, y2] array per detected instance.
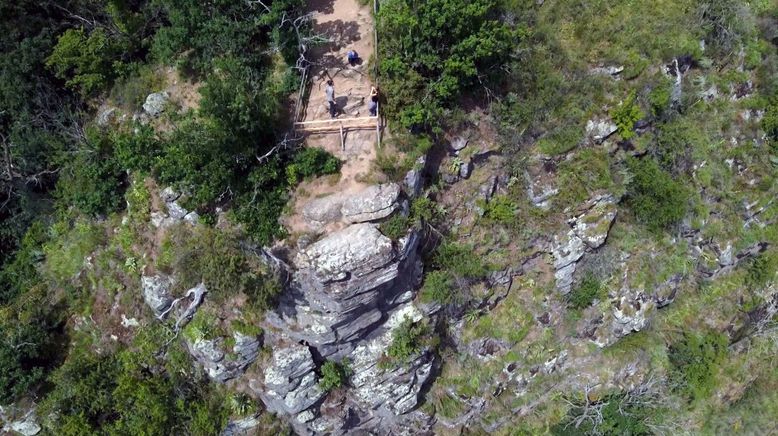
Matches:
[[347, 50, 359, 66], [369, 86, 379, 117]]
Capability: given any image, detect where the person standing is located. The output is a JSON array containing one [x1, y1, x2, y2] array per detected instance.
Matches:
[[325, 80, 336, 118], [369, 86, 379, 117]]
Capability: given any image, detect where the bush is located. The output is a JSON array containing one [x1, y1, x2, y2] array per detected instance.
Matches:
[[420, 271, 454, 304], [160, 225, 280, 308], [625, 157, 690, 233], [319, 360, 351, 392], [567, 273, 603, 309], [434, 242, 489, 279], [552, 393, 651, 436], [746, 253, 776, 288], [610, 90, 644, 140], [285, 147, 341, 185], [386, 318, 430, 364], [480, 195, 518, 225], [113, 124, 160, 173], [54, 128, 127, 216], [46, 28, 123, 96], [377, 0, 516, 129], [668, 331, 728, 400], [380, 214, 411, 240]]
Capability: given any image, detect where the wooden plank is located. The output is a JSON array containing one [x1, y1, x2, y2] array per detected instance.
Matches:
[[296, 123, 378, 133], [339, 124, 345, 151], [294, 116, 379, 126]]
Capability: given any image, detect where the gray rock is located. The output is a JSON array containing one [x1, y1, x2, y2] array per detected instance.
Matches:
[[341, 184, 401, 223], [450, 136, 469, 151], [141, 275, 174, 316], [183, 211, 200, 225], [96, 107, 117, 127], [302, 194, 344, 228], [571, 195, 617, 249], [221, 416, 260, 436], [260, 344, 325, 416], [459, 159, 473, 179], [551, 230, 586, 294], [595, 287, 656, 347], [167, 201, 188, 220], [294, 223, 394, 283], [143, 91, 169, 117], [160, 186, 180, 203], [586, 119, 618, 143], [187, 331, 261, 383], [590, 65, 624, 77], [2, 409, 41, 436], [403, 156, 426, 198]]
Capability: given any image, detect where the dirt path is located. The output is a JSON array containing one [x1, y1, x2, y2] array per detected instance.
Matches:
[[281, 0, 381, 238]]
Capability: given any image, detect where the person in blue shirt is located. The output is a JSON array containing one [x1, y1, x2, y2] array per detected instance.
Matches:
[[347, 50, 359, 66]]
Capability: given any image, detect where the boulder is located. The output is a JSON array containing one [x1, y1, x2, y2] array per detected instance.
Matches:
[[167, 201, 188, 220], [221, 416, 260, 436], [551, 230, 586, 294], [302, 195, 344, 228], [141, 274, 174, 316], [585, 119, 618, 143], [570, 195, 617, 249], [594, 287, 656, 347], [143, 91, 169, 117], [259, 344, 325, 416], [459, 159, 474, 179], [341, 184, 401, 224], [96, 107, 117, 126], [403, 156, 426, 199], [187, 331, 261, 382], [450, 136, 469, 152], [294, 223, 394, 283], [160, 186, 180, 203]]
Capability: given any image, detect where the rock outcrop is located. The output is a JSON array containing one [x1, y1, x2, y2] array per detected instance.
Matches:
[[187, 331, 262, 382], [341, 184, 401, 224], [552, 195, 617, 294], [143, 91, 169, 117], [141, 274, 174, 316]]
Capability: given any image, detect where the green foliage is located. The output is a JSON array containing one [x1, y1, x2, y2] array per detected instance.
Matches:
[[0, 287, 62, 404], [625, 157, 690, 233], [150, 0, 304, 74], [746, 252, 776, 288], [610, 91, 644, 140], [763, 97, 778, 153], [552, 393, 651, 436], [567, 273, 603, 309], [377, 0, 516, 129], [555, 149, 615, 208], [40, 329, 229, 434], [114, 123, 161, 173], [386, 318, 430, 364], [54, 128, 127, 216], [434, 242, 489, 279], [668, 331, 728, 401], [410, 196, 443, 225], [109, 64, 167, 110], [319, 360, 352, 392], [380, 214, 411, 240], [420, 271, 454, 304], [648, 80, 673, 117], [0, 222, 47, 305], [43, 219, 105, 284], [479, 195, 518, 226], [160, 225, 280, 308], [46, 28, 123, 96], [285, 147, 341, 185], [537, 125, 583, 156]]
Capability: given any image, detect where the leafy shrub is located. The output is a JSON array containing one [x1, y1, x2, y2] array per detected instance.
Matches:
[[0, 222, 47, 305], [54, 128, 127, 216], [380, 214, 411, 240], [43, 220, 105, 283], [420, 271, 454, 304], [648, 80, 673, 117], [319, 360, 351, 392], [285, 147, 341, 185], [668, 331, 728, 400], [377, 0, 516, 130], [567, 273, 602, 309], [386, 318, 430, 364], [653, 119, 703, 175], [160, 225, 280, 308], [625, 157, 690, 233], [555, 149, 614, 208], [746, 253, 776, 288], [46, 28, 123, 96], [113, 124, 160, 173], [434, 242, 489, 279], [480, 195, 518, 225], [0, 298, 58, 404], [537, 125, 583, 156], [763, 97, 778, 153], [411, 196, 443, 224], [610, 90, 644, 140]]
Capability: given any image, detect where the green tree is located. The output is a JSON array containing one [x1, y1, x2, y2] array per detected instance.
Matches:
[[46, 27, 123, 96]]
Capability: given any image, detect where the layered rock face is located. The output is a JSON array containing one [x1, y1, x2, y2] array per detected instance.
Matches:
[[260, 217, 435, 434], [267, 222, 423, 359]]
